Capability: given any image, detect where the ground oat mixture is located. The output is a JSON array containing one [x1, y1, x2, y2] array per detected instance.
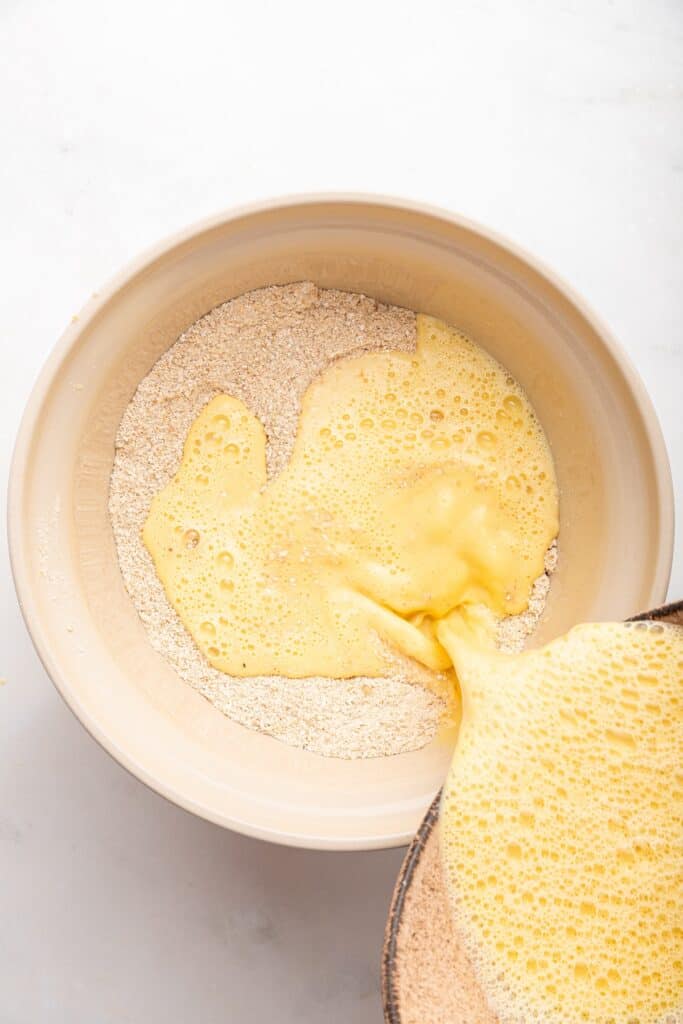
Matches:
[[109, 283, 555, 758]]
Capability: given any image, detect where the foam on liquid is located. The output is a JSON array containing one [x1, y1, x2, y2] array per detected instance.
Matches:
[[439, 620, 683, 1024], [143, 315, 558, 678]]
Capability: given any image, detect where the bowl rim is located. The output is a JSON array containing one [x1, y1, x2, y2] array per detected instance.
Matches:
[[7, 193, 675, 849]]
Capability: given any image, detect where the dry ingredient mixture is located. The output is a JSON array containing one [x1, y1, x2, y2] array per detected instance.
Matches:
[[109, 283, 556, 758]]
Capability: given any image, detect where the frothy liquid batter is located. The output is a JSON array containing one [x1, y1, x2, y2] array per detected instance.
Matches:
[[439, 620, 683, 1024], [143, 315, 558, 678]]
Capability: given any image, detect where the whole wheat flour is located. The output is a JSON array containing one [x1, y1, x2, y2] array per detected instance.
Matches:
[[109, 283, 555, 758]]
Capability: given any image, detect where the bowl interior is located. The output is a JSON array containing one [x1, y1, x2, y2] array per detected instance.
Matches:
[[10, 198, 672, 848]]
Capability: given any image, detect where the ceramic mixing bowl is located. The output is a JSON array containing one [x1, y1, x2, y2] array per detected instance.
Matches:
[[8, 195, 673, 849]]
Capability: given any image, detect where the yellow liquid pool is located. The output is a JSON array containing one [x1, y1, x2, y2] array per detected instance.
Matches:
[[143, 315, 558, 678]]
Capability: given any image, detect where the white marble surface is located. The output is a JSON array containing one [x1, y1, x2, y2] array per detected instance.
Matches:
[[1, 1, 681, 1020]]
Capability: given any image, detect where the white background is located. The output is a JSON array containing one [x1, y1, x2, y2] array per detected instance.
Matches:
[[1, 2, 681, 1021]]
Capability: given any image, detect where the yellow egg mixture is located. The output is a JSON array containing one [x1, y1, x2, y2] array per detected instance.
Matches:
[[142, 305, 680, 1021], [143, 315, 558, 678], [439, 620, 683, 1024]]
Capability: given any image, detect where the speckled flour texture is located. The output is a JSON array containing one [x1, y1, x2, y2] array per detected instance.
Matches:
[[109, 283, 555, 758]]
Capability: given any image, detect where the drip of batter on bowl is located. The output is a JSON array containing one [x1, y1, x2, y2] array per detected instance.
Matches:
[[438, 619, 683, 1024], [110, 283, 559, 758], [143, 314, 558, 680]]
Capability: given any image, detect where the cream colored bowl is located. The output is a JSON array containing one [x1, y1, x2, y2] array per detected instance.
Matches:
[[8, 195, 673, 850]]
